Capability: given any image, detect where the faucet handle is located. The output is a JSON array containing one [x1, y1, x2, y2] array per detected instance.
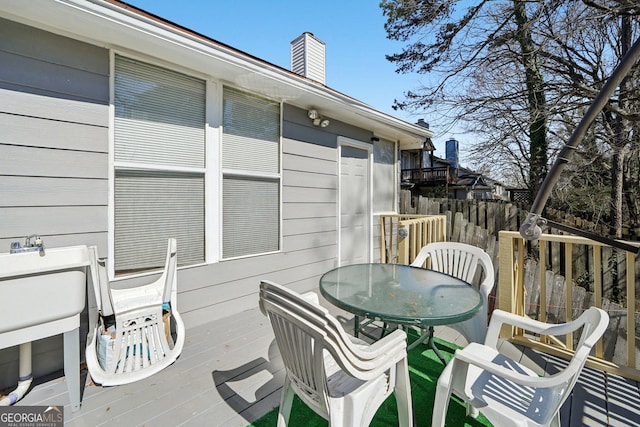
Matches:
[[24, 234, 43, 248]]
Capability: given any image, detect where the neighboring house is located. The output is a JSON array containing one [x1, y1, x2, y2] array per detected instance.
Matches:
[[401, 138, 507, 200], [450, 170, 507, 201], [0, 0, 432, 387]]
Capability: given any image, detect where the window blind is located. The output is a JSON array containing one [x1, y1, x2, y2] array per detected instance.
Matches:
[[222, 87, 280, 173], [222, 176, 279, 258], [115, 55, 205, 168], [373, 139, 396, 212], [114, 55, 206, 273], [222, 87, 281, 258], [114, 170, 205, 272]]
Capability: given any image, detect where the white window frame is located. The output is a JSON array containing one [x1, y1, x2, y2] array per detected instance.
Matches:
[[108, 51, 219, 279], [219, 86, 283, 260]]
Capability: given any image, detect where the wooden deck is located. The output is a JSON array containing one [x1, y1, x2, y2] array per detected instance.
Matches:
[[14, 294, 640, 426]]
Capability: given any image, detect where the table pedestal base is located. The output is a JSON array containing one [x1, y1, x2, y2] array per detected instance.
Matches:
[[407, 326, 447, 364]]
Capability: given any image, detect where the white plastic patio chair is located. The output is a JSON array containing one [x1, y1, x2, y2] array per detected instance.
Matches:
[[85, 238, 185, 386], [410, 241, 494, 344], [432, 307, 609, 427], [259, 280, 413, 427]]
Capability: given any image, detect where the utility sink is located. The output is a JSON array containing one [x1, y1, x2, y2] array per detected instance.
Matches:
[[0, 245, 90, 336], [0, 244, 90, 411]]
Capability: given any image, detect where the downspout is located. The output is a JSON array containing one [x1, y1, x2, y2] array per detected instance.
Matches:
[[519, 35, 640, 254], [0, 343, 33, 406]]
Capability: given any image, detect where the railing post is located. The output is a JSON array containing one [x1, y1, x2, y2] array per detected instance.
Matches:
[[397, 223, 410, 265], [498, 231, 517, 339], [380, 215, 388, 263], [626, 251, 636, 368]]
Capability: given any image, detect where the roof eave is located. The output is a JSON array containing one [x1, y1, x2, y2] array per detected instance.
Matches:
[[0, 0, 432, 146]]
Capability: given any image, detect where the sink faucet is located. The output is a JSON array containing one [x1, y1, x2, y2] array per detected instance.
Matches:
[[10, 234, 45, 255]]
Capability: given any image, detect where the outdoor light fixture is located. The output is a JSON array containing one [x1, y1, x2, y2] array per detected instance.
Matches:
[[308, 109, 330, 127]]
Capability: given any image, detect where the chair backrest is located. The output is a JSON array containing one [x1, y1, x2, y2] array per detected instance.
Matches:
[[523, 306, 609, 423], [481, 306, 609, 423], [259, 281, 336, 415], [259, 280, 407, 416], [410, 242, 494, 297]]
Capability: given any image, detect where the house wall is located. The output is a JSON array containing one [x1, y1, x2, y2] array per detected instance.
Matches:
[[0, 17, 110, 251], [0, 18, 384, 389], [0, 17, 110, 388], [175, 106, 376, 328]]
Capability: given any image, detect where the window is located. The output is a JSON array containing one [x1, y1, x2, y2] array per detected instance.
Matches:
[[113, 55, 206, 273], [222, 87, 281, 258], [373, 139, 396, 212]]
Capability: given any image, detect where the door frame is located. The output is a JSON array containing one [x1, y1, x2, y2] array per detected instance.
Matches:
[[337, 136, 373, 266]]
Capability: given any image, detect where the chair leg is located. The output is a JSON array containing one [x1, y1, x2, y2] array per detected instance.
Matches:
[[63, 327, 81, 412], [277, 376, 295, 427], [337, 406, 360, 427], [395, 358, 414, 427], [431, 362, 455, 427], [466, 404, 479, 419]]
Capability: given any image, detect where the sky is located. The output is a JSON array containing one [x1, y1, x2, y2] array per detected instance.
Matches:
[[124, 0, 462, 155]]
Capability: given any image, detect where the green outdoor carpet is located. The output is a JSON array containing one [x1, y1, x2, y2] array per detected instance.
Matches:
[[248, 336, 492, 426]]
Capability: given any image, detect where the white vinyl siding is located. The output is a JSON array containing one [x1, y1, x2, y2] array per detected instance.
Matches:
[[114, 55, 206, 273], [222, 87, 281, 258], [373, 139, 396, 213]]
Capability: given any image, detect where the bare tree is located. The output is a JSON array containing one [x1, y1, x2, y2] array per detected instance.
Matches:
[[381, 0, 553, 197], [382, 0, 640, 235]]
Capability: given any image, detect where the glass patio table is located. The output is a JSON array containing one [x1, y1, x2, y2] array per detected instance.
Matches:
[[319, 263, 483, 363]]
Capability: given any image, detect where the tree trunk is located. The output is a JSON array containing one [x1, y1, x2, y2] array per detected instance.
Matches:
[[611, 13, 632, 238], [513, 0, 548, 201]]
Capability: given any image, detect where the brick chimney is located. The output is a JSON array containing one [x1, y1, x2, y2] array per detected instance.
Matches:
[[291, 32, 326, 84]]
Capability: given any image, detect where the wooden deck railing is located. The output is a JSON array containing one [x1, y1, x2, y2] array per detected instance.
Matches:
[[497, 230, 640, 380], [379, 214, 447, 265], [400, 166, 450, 184]]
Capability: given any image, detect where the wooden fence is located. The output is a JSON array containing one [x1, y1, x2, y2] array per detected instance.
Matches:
[[518, 258, 637, 370], [401, 193, 640, 306], [399, 193, 640, 377]]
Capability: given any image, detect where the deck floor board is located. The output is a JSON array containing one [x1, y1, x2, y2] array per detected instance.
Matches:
[[13, 297, 640, 426]]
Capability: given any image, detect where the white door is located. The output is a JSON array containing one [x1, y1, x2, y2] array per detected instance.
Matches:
[[339, 138, 371, 265]]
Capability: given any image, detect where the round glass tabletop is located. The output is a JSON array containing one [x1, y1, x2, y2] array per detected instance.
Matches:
[[319, 263, 483, 327]]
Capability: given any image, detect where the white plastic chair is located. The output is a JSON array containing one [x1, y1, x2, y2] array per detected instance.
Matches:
[[410, 241, 494, 344], [85, 238, 185, 386], [259, 280, 413, 427], [432, 307, 609, 427]]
